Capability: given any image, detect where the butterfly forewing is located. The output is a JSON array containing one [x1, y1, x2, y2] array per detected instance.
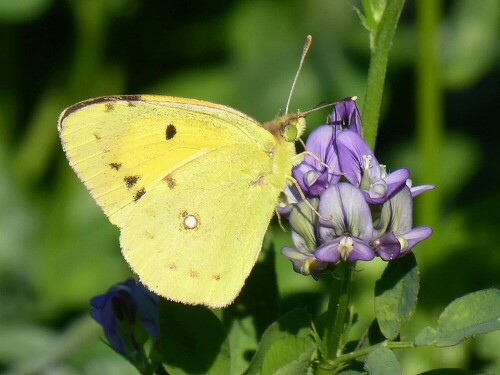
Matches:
[[58, 96, 275, 227]]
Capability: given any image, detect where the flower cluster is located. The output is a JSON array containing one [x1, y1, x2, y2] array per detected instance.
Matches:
[[280, 99, 434, 279], [90, 279, 159, 370]]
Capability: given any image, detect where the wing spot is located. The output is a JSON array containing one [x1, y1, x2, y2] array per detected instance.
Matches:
[[168, 263, 177, 270], [104, 102, 114, 112], [189, 269, 199, 278], [180, 211, 200, 230], [212, 274, 221, 281], [163, 174, 176, 189], [134, 188, 146, 201], [165, 124, 177, 140], [124, 175, 140, 188], [93, 132, 101, 140], [249, 175, 266, 186], [109, 162, 122, 171], [144, 231, 155, 239]]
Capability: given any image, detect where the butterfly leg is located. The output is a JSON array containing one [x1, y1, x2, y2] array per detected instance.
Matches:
[[275, 208, 288, 232], [285, 176, 331, 221], [293, 149, 344, 177]]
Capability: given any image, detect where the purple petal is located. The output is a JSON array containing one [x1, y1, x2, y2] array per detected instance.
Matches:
[[314, 240, 342, 264], [373, 232, 402, 261], [315, 236, 374, 264], [397, 226, 433, 257], [336, 131, 378, 186], [375, 186, 413, 236], [410, 184, 435, 198], [331, 99, 363, 136], [364, 168, 410, 204], [281, 246, 329, 279], [293, 126, 341, 196], [319, 183, 374, 241], [348, 237, 376, 262]]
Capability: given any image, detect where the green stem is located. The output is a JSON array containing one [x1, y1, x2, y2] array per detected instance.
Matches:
[[324, 262, 352, 360], [324, 340, 415, 369], [361, 0, 406, 149], [416, 0, 442, 231]]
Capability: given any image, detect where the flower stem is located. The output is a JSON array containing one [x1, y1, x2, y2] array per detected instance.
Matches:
[[323, 262, 352, 360], [416, 0, 443, 231], [326, 340, 415, 368], [362, 0, 406, 149]]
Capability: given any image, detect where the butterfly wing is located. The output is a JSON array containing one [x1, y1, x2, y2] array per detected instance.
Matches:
[[58, 95, 275, 227], [58, 95, 292, 306], [120, 144, 283, 307]]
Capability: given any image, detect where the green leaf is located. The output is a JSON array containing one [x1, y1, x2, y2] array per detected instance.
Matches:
[[364, 347, 401, 375], [374, 253, 419, 339], [415, 289, 500, 347], [158, 300, 230, 375], [245, 309, 314, 375]]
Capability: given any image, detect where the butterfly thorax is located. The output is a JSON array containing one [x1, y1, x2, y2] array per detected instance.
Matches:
[[262, 113, 306, 191], [262, 113, 306, 143]]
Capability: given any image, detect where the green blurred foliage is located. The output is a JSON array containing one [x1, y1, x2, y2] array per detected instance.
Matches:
[[0, 0, 498, 373]]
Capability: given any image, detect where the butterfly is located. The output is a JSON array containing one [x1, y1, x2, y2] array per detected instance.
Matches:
[[57, 93, 313, 307]]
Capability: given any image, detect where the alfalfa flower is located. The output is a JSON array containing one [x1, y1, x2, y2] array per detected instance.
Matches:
[[90, 279, 159, 368], [281, 98, 434, 278]]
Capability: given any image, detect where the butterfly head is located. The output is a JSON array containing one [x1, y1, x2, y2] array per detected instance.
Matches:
[[263, 113, 306, 143]]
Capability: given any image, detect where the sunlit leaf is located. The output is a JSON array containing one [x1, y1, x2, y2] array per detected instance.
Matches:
[[415, 289, 500, 347]]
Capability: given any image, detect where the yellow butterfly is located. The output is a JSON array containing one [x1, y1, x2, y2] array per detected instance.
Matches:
[[58, 95, 306, 307], [58, 37, 326, 307]]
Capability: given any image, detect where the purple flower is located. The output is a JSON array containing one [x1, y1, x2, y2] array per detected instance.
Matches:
[[280, 97, 434, 278], [293, 98, 408, 204], [292, 99, 362, 197], [293, 125, 342, 197], [372, 186, 433, 260], [314, 183, 376, 264], [281, 199, 333, 279], [330, 98, 363, 136], [90, 279, 159, 360]]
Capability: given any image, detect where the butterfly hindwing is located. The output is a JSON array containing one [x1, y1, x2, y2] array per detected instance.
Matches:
[[120, 144, 283, 307]]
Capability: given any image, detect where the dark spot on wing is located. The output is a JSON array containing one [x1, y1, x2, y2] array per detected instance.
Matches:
[[93, 132, 101, 140], [134, 188, 146, 201], [189, 269, 199, 278], [124, 175, 140, 188], [168, 263, 177, 270], [249, 175, 266, 186], [165, 124, 177, 140], [212, 274, 221, 281], [163, 174, 176, 189], [110, 162, 122, 170], [104, 102, 114, 112]]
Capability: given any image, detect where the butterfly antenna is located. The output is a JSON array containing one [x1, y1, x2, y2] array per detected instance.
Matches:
[[300, 96, 358, 117], [285, 35, 313, 114]]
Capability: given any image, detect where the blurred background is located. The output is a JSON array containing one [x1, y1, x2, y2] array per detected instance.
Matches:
[[0, 0, 498, 374]]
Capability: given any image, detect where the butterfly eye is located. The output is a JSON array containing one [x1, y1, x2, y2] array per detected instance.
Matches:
[[282, 124, 298, 142], [281, 117, 306, 142]]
